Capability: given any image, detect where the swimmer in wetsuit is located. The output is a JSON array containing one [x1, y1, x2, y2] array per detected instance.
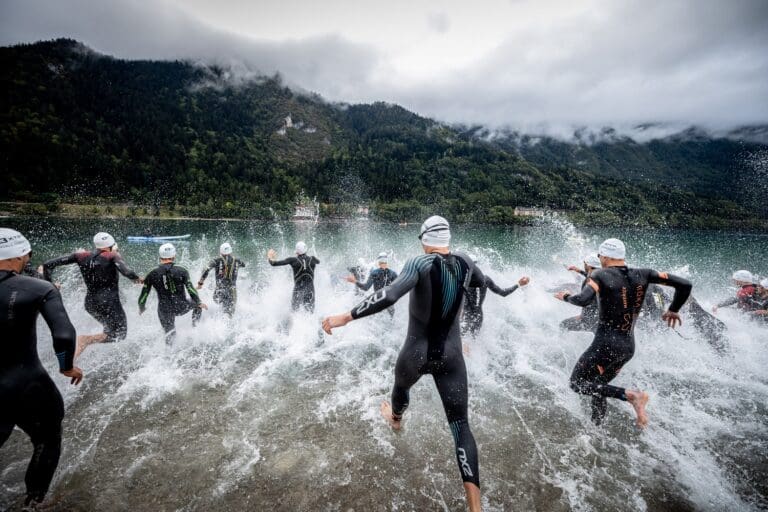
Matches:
[[559, 254, 601, 332], [712, 270, 761, 314], [346, 252, 398, 315], [0, 229, 83, 508], [42, 232, 143, 358], [462, 254, 529, 336], [267, 241, 320, 313], [555, 238, 692, 427], [197, 242, 245, 317], [139, 243, 207, 343], [750, 278, 768, 321], [323, 216, 484, 512]]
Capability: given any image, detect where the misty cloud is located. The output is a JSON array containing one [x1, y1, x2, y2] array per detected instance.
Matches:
[[1, 0, 766, 137]]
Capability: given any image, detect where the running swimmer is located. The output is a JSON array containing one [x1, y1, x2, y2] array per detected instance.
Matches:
[[554, 238, 692, 427], [750, 278, 768, 320], [267, 242, 320, 313], [712, 270, 761, 314], [197, 242, 245, 317], [323, 216, 484, 512], [462, 254, 529, 336], [346, 252, 398, 315], [0, 229, 83, 508], [559, 255, 601, 332], [139, 243, 207, 343], [42, 232, 143, 358]]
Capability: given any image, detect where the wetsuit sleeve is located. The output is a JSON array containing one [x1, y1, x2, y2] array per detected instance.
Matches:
[[647, 270, 692, 312], [468, 264, 486, 288], [237, 258, 245, 268], [355, 271, 375, 291], [39, 287, 77, 371], [22, 263, 45, 279], [312, 256, 320, 264], [269, 257, 294, 267], [578, 269, 588, 276], [199, 259, 217, 284], [390, 270, 398, 280], [182, 269, 201, 305], [42, 253, 78, 281], [351, 256, 426, 319], [486, 276, 519, 297], [114, 253, 140, 280], [564, 277, 598, 307], [138, 273, 153, 311], [716, 296, 739, 308]]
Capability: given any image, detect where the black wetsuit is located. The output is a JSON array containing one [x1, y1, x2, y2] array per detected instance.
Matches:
[[560, 272, 599, 332], [22, 262, 44, 279], [356, 267, 399, 316], [269, 254, 320, 312], [43, 250, 140, 342], [716, 285, 760, 311], [0, 270, 76, 504], [350, 251, 485, 487], [139, 263, 201, 342], [564, 267, 691, 424], [198, 255, 245, 317], [462, 276, 519, 336]]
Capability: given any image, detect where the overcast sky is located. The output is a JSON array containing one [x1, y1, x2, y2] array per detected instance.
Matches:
[[2, 0, 767, 134]]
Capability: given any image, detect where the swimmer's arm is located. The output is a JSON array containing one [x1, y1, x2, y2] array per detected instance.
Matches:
[[40, 287, 76, 371], [486, 276, 518, 297], [42, 253, 78, 281], [562, 279, 598, 306], [716, 296, 739, 308], [355, 271, 375, 291], [648, 271, 692, 312], [350, 259, 422, 319], [269, 257, 294, 266], [114, 253, 141, 281], [237, 258, 245, 268], [312, 256, 320, 264], [198, 259, 216, 285], [138, 273, 153, 312], [182, 269, 201, 304]]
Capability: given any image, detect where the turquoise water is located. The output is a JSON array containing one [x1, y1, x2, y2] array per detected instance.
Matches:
[[1, 216, 766, 511]]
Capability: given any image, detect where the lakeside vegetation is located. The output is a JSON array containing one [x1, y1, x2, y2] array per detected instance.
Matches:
[[2, 39, 767, 230]]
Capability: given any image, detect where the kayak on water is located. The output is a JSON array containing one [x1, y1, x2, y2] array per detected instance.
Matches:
[[126, 234, 191, 242]]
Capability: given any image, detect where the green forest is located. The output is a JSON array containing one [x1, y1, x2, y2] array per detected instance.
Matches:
[[2, 39, 766, 229]]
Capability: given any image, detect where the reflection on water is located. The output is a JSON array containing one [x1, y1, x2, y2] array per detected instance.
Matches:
[[1, 217, 766, 511]]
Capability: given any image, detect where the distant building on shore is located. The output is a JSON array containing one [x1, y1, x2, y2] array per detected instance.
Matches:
[[293, 204, 316, 220], [514, 207, 546, 217]]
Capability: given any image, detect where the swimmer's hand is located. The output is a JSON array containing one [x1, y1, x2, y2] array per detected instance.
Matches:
[[345, 275, 357, 284], [61, 367, 83, 385], [198, 303, 208, 310], [134, 278, 143, 285], [322, 312, 353, 334], [711, 306, 718, 314], [267, 249, 277, 261], [661, 310, 682, 328], [196, 282, 204, 289], [554, 291, 569, 301], [753, 309, 767, 316], [518, 276, 530, 286], [37, 264, 44, 274], [567, 265, 579, 272]]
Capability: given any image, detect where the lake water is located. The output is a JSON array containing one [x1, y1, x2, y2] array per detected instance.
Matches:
[[1, 216, 766, 511]]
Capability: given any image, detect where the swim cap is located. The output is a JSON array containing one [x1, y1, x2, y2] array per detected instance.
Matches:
[[93, 232, 115, 249], [220, 242, 233, 255], [760, 278, 768, 288], [584, 254, 601, 268], [419, 215, 451, 248], [598, 238, 626, 260], [732, 270, 753, 283], [0, 228, 31, 260], [377, 252, 388, 263], [295, 241, 307, 255], [159, 243, 176, 259]]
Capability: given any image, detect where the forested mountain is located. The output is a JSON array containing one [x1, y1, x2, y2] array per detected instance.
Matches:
[[2, 39, 766, 229]]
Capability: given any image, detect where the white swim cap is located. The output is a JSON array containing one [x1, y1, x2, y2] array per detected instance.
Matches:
[[760, 278, 768, 288], [0, 228, 31, 260], [93, 232, 115, 249], [377, 252, 388, 263], [584, 254, 602, 268], [598, 238, 626, 260], [295, 241, 307, 255], [419, 215, 451, 248], [159, 243, 176, 259], [732, 270, 753, 283], [220, 242, 233, 255]]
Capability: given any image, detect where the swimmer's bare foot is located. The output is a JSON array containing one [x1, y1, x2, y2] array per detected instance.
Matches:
[[625, 390, 649, 428], [75, 333, 107, 359], [380, 401, 402, 430]]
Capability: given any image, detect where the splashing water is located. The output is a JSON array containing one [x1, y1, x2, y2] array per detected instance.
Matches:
[[1, 217, 766, 511]]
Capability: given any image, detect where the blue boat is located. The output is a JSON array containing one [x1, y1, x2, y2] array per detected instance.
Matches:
[[126, 234, 191, 243]]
